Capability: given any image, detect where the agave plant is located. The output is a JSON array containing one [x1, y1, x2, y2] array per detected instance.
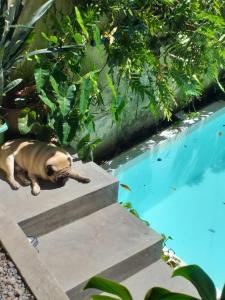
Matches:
[[0, 0, 76, 107]]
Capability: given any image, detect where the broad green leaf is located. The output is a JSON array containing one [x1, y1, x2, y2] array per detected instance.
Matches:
[[75, 6, 89, 39], [91, 296, 119, 300], [3, 78, 22, 94], [39, 91, 55, 112], [220, 284, 225, 300], [66, 84, 76, 102], [58, 96, 70, 117], [74, 32, 82, 44], [144, 287, 199, 300], [50, 76, 60, 95], [145, 287, 172, 300], [34, 68, 49, 92], [172, 265, 216, 300], [84, 276, 133, 300], [161, 294, 199, 300], [93, 25, 101, 48], [62, 122, 70, 145], [77, 133, 90, 151], [79, 78, 91, 114]]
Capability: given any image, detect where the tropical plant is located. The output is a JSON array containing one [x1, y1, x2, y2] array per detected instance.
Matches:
[[17, 9, 103, 159], [74, 0, 225, 120], [0, 0, 78, 110], [84, 264, 225, 300]]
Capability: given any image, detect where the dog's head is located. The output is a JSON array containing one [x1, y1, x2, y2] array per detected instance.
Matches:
[[45, 152, 72, 187]]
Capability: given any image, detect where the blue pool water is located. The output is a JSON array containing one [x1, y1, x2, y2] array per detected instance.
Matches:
[[114, 107, 225, 288]]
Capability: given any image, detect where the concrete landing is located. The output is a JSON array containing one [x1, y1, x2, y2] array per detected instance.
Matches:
[[37, 204, 162, 299], [0, 161, 118, 236]]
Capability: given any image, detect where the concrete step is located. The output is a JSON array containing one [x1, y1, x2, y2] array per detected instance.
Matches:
[[80, 259, 199, 300], [121, 260, 199, 300], [37, 203, 162, 299], [0, 161, 118, 236]]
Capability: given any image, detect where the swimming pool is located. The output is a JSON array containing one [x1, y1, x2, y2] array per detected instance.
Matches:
[[113, 105, 225, 288]]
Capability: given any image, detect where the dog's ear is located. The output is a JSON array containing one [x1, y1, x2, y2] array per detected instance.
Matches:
[[46, 165, 55, 176]]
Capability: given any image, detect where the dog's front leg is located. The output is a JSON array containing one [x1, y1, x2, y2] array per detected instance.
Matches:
[[28, 173, 40, 196], [69, 170, 90, 183], [5, 155, 20, 190]]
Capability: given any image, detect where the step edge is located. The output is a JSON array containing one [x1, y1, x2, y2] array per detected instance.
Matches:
[[66, 239, 162, 299]]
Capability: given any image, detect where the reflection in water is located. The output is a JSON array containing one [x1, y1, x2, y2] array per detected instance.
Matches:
[[114, 106, 225, 288]]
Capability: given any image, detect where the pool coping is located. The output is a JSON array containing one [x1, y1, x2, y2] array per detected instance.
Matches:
[[104, 100, 225, 173]]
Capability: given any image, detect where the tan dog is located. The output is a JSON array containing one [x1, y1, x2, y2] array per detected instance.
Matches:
[[0, 139, 90, 195]]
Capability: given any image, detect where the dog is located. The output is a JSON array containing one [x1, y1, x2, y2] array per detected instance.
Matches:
[[0, 139, 90, 195]]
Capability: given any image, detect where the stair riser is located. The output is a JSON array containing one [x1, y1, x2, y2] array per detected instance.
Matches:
[[19, 182, 118, 237], [67, 240, 162, 300]]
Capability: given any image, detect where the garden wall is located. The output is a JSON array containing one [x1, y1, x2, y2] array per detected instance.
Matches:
[[16, 0, 164, 158]]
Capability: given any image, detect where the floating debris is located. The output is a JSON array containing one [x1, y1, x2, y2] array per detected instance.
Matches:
[[218, 131, 223, 136], [120, 183, 132, 192], [157, 158, 162, 161], [184, 145, 187, 148], [171, 187, 177, 191], [208, 229, 215, 233]]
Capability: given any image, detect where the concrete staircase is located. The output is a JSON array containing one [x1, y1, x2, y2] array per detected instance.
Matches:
[[0, 161, 198, 299]]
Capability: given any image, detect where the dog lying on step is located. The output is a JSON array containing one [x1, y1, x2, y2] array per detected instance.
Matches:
[[0, 139, 90, 195]]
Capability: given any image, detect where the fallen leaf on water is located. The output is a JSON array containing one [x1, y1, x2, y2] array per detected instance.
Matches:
[[120, 183, 132, 192], [218, 131, 223, 136]]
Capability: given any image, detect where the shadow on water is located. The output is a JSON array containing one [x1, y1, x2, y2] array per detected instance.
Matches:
[[110, 103, 225, 210]]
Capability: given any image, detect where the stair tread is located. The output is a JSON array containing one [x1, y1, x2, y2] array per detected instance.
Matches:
[[121, 259, 199, 300], [38, 203, 161, 292], [0, 161, 116, 225]]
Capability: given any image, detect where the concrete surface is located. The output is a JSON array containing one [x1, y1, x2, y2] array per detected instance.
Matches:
[[0, 205, 69, 300], [122, 259, 199, 299], [38, 204, 162, 299], [0, 161, 118, 236]]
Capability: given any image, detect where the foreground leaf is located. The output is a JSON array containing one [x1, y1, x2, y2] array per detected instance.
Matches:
[[84, 277, 133, 300], [220, 284, 225, 300], [91, 296, 119, 300], [145, 287, 199, 300], [172, 265, 216, 300]]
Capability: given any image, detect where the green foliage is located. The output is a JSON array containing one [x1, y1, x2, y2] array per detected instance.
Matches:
[[85, 265, 224, 300], [23, 8, 104, 159], [120, 201, 149, 226], [84, 276, 132, 300], [0, 0, 56, 105], [74, 0, 225, 120]]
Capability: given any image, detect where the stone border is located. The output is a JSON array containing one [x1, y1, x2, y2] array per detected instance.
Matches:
[[0, 204, 69, 300]]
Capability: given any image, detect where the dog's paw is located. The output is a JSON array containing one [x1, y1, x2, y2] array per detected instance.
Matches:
[[81, 177, 91, 184], [10, 182, 20, 190], [31, 186, 40, 196]]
